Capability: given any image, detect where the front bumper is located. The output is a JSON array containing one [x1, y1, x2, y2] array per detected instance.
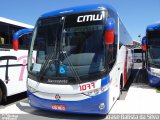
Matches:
[[27, 90, 109, 115], [148, 74, 160, 87]]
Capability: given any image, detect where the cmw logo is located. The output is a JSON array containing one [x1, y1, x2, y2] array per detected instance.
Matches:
[[77, 14, 103, 22]]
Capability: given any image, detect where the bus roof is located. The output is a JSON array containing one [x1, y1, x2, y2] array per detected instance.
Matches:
[[0, 17, 34, 28], [41, 4, 117, 18], [147, 22, 160, 31]]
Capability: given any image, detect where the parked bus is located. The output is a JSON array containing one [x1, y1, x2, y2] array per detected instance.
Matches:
[[0, 17, 33, 103], [142, 22, 160, 87], [13, 4, 133, 114], [133, 48, 143, 63]]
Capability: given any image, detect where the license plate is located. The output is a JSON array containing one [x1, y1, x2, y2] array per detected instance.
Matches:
[[51, 104, 66, 111]]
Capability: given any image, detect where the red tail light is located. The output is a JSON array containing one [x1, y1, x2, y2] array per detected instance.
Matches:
[[104, 30, 114, 45], [141, 37, 147, 51], [104, 18, 115, 45], [141, 44, 146, 51], [13, 40, 18, 51]]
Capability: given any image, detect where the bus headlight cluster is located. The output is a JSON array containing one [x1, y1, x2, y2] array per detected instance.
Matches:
[[83, 84, 109, 97], [150, 71, 160, 78], [27, 85, 37, 93]]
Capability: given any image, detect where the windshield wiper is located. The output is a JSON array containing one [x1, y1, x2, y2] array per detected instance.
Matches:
[[38, 38, 58, 81], [61, 34, 81, 83], [61, 50, 81, 83]]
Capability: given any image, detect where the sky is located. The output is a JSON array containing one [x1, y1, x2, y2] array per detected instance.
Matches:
[[0, 0, 160, 41]]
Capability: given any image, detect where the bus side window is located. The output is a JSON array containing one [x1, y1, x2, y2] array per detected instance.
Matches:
[[0, 35, 5, 44], [0, 24, 27, 48], [108, 35, 118, 67], [108, 45, 115, 64], [0, 22, 10, 47], [107, 9, 118, 69]]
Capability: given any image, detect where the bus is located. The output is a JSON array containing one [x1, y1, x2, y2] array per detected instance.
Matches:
[[142, 22, 160, 87], [133, 48, 143, 63], [0, 17, 33, 103], [13, 4, 133, 114]]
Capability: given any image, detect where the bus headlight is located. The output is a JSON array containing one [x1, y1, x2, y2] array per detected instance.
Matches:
[[27, 85, 37, 93], [83, 84, 109, 97], [150, 71, 160, 78]]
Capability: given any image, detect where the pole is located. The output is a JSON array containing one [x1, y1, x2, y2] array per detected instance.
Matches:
[[138, 35, 144, 69]]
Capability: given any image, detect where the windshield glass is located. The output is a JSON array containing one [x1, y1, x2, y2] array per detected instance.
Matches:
[[28, 11, 106, 83], [147, 31, 160, 68], [134, 49, 142, 53]]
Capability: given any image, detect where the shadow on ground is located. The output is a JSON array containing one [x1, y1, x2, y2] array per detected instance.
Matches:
[[16, 100, 107, 120], [0, 92, 27, 107]]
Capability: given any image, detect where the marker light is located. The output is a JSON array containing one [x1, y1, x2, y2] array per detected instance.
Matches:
[[13, 40, 19, 51], [104, 18, 115, 45], [141, 36, 147, 51]]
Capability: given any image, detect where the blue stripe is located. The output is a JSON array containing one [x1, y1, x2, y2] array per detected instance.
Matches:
[[147, 22, 160, 31], [147, 67, 151, 71], [148, 73, 160, 87], [147, 67, 160, 86], [101, 75, 110, 87], [28, 89, 109, 115], [13, 28, 33, 41], [141, 37, 146, 45]]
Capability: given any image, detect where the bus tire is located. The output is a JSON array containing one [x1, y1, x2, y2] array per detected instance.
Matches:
[[120, 75, 123, 93], [137, 59, 141, 63], [0, 87, 2, 104], [0, 80, 7, 104], [118, 75, 123, 100]]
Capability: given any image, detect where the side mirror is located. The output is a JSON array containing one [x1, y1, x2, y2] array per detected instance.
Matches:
[[104, 18, 115, 45], [141, 36, 147, 51], [13, 28, 33, 51]]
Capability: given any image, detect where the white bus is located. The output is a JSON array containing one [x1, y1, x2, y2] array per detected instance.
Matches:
[[14, 4, 133, 114], [133, 48, 143, 63], [0, 17, 33, 103]]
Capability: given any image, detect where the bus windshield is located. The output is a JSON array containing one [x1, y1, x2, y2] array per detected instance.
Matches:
[[28, 11, 106, 83], [147, 31, 160, 67]]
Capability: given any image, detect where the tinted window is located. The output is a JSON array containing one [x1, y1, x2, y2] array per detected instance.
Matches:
[[147, 31, 160, 46], [0, 22, 26, 49], [134, 49, 142, 53], [0, 22, 10, 45], [107, 9, 118, 65]]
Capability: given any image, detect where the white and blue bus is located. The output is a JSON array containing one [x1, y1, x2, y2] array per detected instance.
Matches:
[[0, 17, 33, 103], [142, 22, 160, 87], [13, 4, 133, 114]]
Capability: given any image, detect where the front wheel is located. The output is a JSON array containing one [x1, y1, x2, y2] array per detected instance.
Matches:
[[0, 87, 2, 104], [118, 76, 123, 100], [137, 59, 142, 63]]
